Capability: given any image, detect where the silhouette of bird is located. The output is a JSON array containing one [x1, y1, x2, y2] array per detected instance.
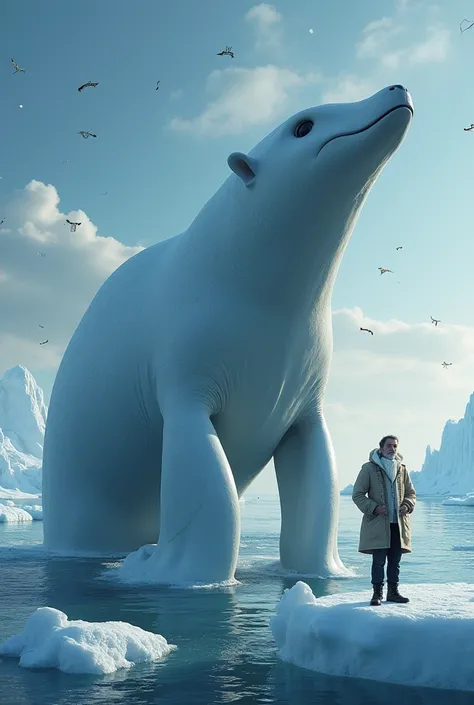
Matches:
[[39, 340, 49, 345], [156, 80, 160, 90], [430, 316, 441, 327], [442, 361, 452, 369], [378, 267, 393, 275], [464, 124, 474, 132], [66, 219, 81, 232], [396, 246, 403, 250], [78, 81, 99, 93], [38, 324, 44, 329], [360, 327, 374, 336], [460, 18, 474, 33], [100, 191, 108, 196], [78, 130, 97, 139], [0, 219, 4, 226], [11, 58, 25, 74], [217, 46, 234, 58]]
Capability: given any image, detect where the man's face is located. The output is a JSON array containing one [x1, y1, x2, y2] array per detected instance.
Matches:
[[381, 438, 398, 458]]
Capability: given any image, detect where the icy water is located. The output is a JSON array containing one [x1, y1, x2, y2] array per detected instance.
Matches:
[[1, 495, 474, 705]]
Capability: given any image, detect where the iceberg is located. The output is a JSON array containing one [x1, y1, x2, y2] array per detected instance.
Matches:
[[443, 493, 474, 506], [0, 365, 46, 495], [340, 484, 353, 495], [0, 606, 177, 675], [270, 581, 474, 692], [411, 392, 474, 496], [0, 503, 33, 522]]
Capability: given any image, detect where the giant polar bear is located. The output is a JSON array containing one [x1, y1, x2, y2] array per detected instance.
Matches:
[[42, 84, 413, 584]]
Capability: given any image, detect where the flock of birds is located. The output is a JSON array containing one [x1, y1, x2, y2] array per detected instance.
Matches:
[[6, 27, 473, 361], [6, 47, 237, 349], [359, 251, 453, 370]]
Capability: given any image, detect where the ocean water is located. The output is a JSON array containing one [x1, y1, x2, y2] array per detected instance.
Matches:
[[1, 495, 474, 704]]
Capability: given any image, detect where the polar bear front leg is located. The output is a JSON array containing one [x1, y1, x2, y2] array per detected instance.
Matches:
[[121, 402, 240, 585], [273, 412, 348, 577]]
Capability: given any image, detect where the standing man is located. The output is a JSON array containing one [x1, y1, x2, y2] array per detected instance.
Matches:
[[352, 435, 416, 606]]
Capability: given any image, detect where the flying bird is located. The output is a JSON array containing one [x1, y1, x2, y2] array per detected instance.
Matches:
[[66, 219, 81, 232], [360, 327, 374, 336], [78, 130, 97, 139], [39, 339, 49, 345], [217, 46, 234, 58], [100, 191, 108, 196], [38, 324, 44, 328], [442, 361, 452, 369], [156, 80, 160, 90], [378, 267, 393, 275], [37, 251, 46, 257], [464, 124, 474, 132], [11, 58, 25, 74], [396, 246, 403, 250], [77, 81, 99, 93], [0, 219, 4, 226], [460, 18, 474, 33], [430, 316, 441, 327]]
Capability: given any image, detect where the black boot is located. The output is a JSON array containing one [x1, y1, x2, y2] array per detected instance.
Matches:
[[387, 583, 409, 603], [370, 583, 384, 606]]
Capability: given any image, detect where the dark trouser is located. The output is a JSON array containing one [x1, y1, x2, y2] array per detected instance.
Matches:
[[371, 523, 403, 585]]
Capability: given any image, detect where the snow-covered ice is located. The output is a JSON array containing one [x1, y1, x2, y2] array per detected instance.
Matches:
[[340, 484, 353, 495], [0, 503, 33, 522], [411, 392, 474, 496], [0, 365, 46, 495], [0, 486, 40, 500], [270, 581, 474, 692], [0, 501, 42, 522], [443, 493, 474, 507], [116, 544, 239, 588], [0, 606, 177, 675]]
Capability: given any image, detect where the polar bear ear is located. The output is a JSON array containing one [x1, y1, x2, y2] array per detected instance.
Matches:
[[227, 152, 257, 186]]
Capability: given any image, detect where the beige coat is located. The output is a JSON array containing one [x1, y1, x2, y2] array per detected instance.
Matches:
[[352, 449, 416, 554]]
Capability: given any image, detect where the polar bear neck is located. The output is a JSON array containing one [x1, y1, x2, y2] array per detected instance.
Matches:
[[183, 175, 372, 316]]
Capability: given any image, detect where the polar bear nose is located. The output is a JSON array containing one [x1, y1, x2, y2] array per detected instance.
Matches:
[[389, 84, 406, 91]]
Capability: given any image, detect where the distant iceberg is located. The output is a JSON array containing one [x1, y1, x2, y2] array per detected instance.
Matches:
[[0, 365, 46, 496], [443, 493, 474, 507], [411, 392, 474, 496], [340, 484, 353, 496], [0, 606, 176, 674], [270, 581, 474, 692]]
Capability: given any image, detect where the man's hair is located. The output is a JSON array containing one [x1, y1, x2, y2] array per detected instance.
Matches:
[[379, 435, 399, 449]]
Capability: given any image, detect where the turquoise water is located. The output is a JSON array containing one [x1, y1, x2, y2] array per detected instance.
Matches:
[[1, 495, 474, 704]]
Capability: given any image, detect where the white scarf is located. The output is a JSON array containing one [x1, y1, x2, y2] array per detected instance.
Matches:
[[379, 454, 398, 482]]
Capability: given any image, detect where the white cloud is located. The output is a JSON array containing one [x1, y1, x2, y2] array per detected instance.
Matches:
[[245, 3, 283, 47], [169, 65, 320, 137], [321, 75, 376, 105], [0, 180, 143, 374], [325, 6, 451, 105], [356, 15, 450, 69], [325, 307, 474, 484]]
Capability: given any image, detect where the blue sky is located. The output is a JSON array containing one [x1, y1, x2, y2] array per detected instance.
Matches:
[[1, 0, 474, 491]]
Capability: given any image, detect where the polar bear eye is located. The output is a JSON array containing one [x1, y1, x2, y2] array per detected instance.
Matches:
[[294, 120, 314, 138]]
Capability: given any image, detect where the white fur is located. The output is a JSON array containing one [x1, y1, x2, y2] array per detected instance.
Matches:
[[42, 85, 413, 584]]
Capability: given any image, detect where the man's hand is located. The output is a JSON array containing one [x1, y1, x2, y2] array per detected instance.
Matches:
[[399, 504, 409, 516], [375, 505, 388, 515]]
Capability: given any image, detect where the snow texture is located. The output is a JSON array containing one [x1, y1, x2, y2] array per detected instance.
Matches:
[[0, 503, 33, 522], [443, 493, 474, 506], [340, 484, 353, 495], [411, 393, 474, 496], [0, 365, 46, 495], [0, 606, 177, 675], [270, 580, 474, 692]]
